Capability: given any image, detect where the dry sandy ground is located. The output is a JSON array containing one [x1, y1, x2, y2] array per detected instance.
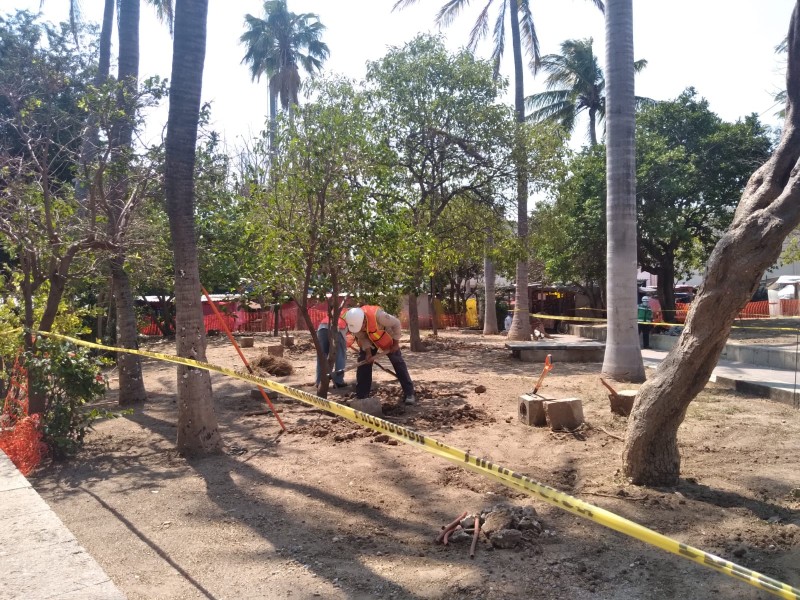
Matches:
[[28, 330, 800, 600]]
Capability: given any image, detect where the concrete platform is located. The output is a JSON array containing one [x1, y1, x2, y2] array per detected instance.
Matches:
[[0, 451, 127, 600], [506, 341, 605, 362]]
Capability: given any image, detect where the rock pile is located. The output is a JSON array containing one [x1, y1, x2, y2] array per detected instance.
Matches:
[[446, 503, 543, 550]]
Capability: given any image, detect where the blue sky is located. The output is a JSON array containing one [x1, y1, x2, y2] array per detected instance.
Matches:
[[11, 0, 796, 147]]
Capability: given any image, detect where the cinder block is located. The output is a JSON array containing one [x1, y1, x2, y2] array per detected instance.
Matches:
[[518, 394, 547, 426], [609, 390, 637, 417], [544, 398, 584, 431], [239, 336, 255, 348], [281, 335, 295, 348], [267, 344, 284, 357]]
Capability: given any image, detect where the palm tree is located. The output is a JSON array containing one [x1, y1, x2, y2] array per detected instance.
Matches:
[[106, 0, 173, 405], [602, 0, 644, 382], [165, 0, 222, 456], [394, 0, 604, 342], [526, 37, 650, 146], [240, 0, 329, 149]]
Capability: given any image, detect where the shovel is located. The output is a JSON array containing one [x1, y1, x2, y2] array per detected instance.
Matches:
[[329, 348, 387, 378], [532, 354, 553, 395]]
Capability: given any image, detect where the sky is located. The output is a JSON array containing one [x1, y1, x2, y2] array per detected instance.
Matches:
[[8, 0, 797, 148]]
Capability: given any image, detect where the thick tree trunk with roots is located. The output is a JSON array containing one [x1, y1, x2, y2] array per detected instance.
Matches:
[[166, 0, 222, 456], [623, 0, 800, 485]]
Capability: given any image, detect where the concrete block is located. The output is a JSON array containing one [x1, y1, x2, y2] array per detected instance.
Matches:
[[266, 344, 284, 357], [609, 389, 637, 417], [239, 336, 255, 348], [281, 334, 295, 348], [518, 394, 547, 426], [349, 397, 383, 417], [544, 398, 584, 431]]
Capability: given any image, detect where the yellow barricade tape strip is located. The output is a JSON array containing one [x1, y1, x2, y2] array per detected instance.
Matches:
[[36, 330, 799, 600], [529, 313, 800, 333]]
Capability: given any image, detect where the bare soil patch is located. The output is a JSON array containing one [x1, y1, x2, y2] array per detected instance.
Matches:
[[30, 330, 800, 599]]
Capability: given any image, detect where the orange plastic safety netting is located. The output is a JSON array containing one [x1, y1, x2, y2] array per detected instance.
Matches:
[[0, 358, 46, 475]]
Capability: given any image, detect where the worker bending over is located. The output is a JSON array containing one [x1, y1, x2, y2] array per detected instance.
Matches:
[[344, 305, 416, 405]]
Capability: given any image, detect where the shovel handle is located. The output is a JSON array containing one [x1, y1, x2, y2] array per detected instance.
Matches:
[[532, 354, 553, 395]]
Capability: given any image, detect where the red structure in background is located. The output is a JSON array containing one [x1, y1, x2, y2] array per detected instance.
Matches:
[[139, 298, 467, 337]]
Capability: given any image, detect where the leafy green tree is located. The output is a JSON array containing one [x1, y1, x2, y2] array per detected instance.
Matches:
[[394, 0, 604, 343], [164, 0, 222, 456], [533, 146, 606, 307], [635, 89, 772, 316], [365, 34, 517, 350], [526, 37, 651, 146], [245, 77, 384, 395], [240, 0, 329, 151], [0, 12, 110, 416]]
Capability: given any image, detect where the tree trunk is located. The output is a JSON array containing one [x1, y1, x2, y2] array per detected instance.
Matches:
[[483, 250, 499, 334], [623, 0, 800, 485], [601, 0, 644, 382], [655, 250, 676, 322], [111, 256, 147, 404], [76, 0, 114, 207], [108, 0, 147, 404], [506, 0, 532, 342], [165, 0, 222, 456], [408, 293, 422, 351], [429, 276, 439, 336]]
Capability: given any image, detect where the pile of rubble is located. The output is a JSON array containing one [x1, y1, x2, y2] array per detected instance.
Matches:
[[441, 503, 544, 551]]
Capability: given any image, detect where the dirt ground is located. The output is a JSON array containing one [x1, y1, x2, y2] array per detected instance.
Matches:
[[29, 329, 800, 600]]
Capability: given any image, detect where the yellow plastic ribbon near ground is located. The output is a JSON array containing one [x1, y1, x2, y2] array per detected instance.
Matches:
[[35, 330, 800, 600], [531, 312, 800, 333]]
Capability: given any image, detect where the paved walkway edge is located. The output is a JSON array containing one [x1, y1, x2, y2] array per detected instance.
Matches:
[[0, 450, 127, 600]]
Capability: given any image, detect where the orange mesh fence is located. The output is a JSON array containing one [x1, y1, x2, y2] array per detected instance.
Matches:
[[0, 358, 46, 475]]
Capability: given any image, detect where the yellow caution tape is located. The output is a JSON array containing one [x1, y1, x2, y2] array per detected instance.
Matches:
[[35, 330, 799, 600], [529, 313, 800, 333]]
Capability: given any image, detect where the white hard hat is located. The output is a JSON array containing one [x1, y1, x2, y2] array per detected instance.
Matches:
[[344, 307, 365, 333], [641, 296, 650, 303]]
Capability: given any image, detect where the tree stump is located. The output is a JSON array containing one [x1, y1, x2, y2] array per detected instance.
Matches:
[[609, 389, 637, 417]]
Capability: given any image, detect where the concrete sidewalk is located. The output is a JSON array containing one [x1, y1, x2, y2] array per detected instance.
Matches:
[[642, 346, 800, 408], [0, 451, 126, 600]]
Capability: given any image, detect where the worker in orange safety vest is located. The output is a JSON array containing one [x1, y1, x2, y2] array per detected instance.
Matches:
[[343, 305, 416, 405]]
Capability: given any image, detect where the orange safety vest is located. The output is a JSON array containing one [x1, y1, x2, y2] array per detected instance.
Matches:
[[362, 305, 394, 352]]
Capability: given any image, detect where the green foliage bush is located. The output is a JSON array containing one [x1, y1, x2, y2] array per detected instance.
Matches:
[[25, 337, 121, 460]]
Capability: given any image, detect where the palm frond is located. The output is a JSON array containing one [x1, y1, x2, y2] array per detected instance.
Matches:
[[518, 0, 540, 72], [436, 0, 472, 28], [490, 2, 505, 80], [466, 1, 492, 52], [392, 0, 421, 11], [525, 89, 573, 113], [633, 58, 647, 73]]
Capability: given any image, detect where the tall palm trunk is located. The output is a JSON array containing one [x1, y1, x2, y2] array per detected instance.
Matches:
[[483, 235, 499, 334], [506, 0, 532, 342], [165, 0, 222, 456], [601, 0, 644, 382], [110, 0, 147, 404]]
